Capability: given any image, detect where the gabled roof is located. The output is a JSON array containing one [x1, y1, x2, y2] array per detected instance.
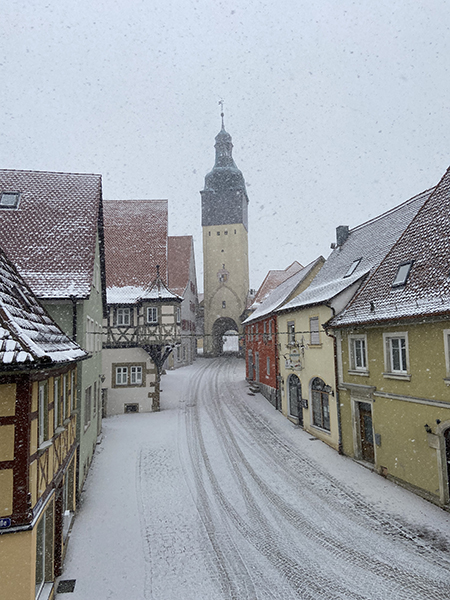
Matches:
[[0, 169, 103, 299], [243, 257, 325, 324], [139, 268, 182, 302], [168, 236, 194, 297], [331, 167, 450, 327], [103, 200, 168, 304], [251, 261, 304, 307], [279, 188, 432, 313], [0, 248, 86, 367]]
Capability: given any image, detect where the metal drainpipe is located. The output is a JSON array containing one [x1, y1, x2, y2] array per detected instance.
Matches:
[[70, 295, 77, 342], [324, 303, 343, 455]]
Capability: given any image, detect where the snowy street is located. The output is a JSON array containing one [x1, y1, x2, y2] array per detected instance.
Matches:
[[59, 357, 450, 599]]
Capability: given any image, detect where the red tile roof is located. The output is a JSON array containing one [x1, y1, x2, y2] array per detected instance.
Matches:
[[252, 261, 304, 307], [168, 236, 193, 296], [0, 169, 102, 299], [331, 170, 450, 326], [0, 248, 86, 366], [103, 200, 168, 302]]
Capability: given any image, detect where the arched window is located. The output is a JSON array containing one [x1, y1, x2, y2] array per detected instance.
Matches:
[[311, 377, 330, 431]]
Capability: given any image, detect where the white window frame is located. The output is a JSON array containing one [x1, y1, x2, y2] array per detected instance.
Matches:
[[443, 329, 450, 380], [53, 377, 60, 431], [383, 332, 410, 378], [176, 306, 181, 324], [309, 317, 320, 345], [116, 366, 128, 385], [287, 321, 295, 345], [38, 381, 48, 446], [130, 366, 143, 385], [348, 334, 369, 375], [117, 307, 131, 326], [268, 319, 273, 340], [147, 306, 158, 325], [266, 356, 270, 376]]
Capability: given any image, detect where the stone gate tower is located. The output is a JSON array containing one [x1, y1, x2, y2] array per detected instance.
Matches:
[[201, 118, 250, 356]]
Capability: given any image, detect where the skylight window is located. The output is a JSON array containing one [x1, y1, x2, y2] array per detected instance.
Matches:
[[392, 261, 413, 287], [343, 258, 361, 278], [0, 192, 20, 209]]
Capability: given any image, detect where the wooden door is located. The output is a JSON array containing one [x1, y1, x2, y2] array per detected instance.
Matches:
[[359, 402, 374, 463]]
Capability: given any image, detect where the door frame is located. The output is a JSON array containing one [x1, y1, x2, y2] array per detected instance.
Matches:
[[351, 394, 375, 464]]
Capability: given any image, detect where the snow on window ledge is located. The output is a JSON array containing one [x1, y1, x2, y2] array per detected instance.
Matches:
[[382, 372, 411, 381], [347, 369, 370, 377]]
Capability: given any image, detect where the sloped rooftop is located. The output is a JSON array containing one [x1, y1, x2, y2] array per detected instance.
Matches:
[[251, 261, 304, 308], [103, 200, 168, 304], [0, 248, 86, 367], [243, 257, 324, 324], [279, 188, 432, 313], [331, 167, 450, 327], [0, 169, 102, 299], [168, 236, 194, 297]]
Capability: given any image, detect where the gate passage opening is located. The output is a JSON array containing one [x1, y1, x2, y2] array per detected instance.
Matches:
[[212, 317, 240, 356]]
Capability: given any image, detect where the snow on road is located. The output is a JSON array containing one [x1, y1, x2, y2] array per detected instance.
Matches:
[[59, 357, 450, 599]]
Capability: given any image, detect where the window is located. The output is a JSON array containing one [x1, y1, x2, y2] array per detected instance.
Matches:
[[0, 192, 20, 208], [349, 335, 368, 372], [217, 231, 220, 236], [392, 261, 413, 287], [84, 386, 92, 429], [344, 258, 361, 278], [287, 321, 295, 344], [310, 317, 320, 345], [117, 307, 131, 326], [116, 366, 128, 385], [38, 382, 49, 446], [70, 370, 76, 411], [222, 301, 226, 309], [53, 377, 61, 431], [384, 333, 409, 376], [147, 306, 158, 324], [443, 330, 450, 379], [266, 356, 270, 375], [176, 306, 181, 324], [311, 377, 330, 431], [130, 366, 142, 385], [62, 374, 68, 421], [224, 230, 228, 235], [35, 503, 54, 598], [269, 319, 272, 340]]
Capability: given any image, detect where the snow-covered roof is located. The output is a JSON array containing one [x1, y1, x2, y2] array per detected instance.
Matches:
[[0, 248, 87, 367], [331, 167, 450, 327], [168, 236, 194, 297], [243, 257, 324, 324], [0, 169, 102, 299], [104, 199, 169, 304], [138, 270, 182, 303], [251, 262, 304, 309], [278, 188, 432, 313]]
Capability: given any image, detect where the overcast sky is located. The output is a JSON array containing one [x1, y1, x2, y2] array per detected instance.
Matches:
[[2, 1, 450, 291]]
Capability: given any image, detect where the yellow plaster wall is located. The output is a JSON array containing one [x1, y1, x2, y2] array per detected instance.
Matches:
[[0, 469, 13, 516], [0, 529, 35, 600], [277, 304, 340, 450], [31, 382, 38, 413], [0, 383, 16, 416], [0, 424, 15, 461]]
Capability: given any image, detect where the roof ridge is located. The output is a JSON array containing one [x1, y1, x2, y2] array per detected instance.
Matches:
[[0, 168, 102, 177], [349, 186, 435, 234]]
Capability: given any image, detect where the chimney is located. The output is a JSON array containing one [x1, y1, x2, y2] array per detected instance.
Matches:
[[336, 225, 349, 247]]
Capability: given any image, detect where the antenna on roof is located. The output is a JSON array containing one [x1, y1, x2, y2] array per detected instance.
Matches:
[[219, 99, 225, 129]]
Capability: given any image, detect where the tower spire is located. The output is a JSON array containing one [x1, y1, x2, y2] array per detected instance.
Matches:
[[219, 99, 225, 129]]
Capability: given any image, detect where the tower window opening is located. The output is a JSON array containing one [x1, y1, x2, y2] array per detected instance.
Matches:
[[217, 231, 220, 236], [234, 229, 236, 234], [225, 230, 228, 235], [208, 231, 211, 236], [222, 301, 226, 309]]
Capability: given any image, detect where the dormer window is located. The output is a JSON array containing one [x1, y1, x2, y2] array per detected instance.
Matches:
[[0, 192, 20, 208], [392, 261, 413, 287], [343, 258, 361, 278]]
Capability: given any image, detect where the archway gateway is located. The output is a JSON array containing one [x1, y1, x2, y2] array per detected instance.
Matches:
[[211, 317, 239, 356]]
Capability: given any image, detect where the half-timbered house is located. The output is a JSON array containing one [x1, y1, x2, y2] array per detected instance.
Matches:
[[0, 247, 86, 600], [102, 200, 182, 414]]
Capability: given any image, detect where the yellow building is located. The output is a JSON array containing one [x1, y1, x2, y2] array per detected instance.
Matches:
[[330, 166, 450, 507], [276, 188, 429, 450], [0, 247, 86, 600], [201, 119, 249, 356]]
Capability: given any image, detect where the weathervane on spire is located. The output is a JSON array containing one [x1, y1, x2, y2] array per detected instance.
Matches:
[[219, 99, 225, 129]]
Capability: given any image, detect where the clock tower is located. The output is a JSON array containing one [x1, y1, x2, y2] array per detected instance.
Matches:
[[201, 117, 250, 355]]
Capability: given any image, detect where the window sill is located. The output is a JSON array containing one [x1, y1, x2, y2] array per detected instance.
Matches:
[[310, 424, 331, 435], [307, 343, 323, 349], [444, 378, 450, 387], [382, 372, 411, 381], [348, 369, 370, 377], [38, 440, 53, 452]]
